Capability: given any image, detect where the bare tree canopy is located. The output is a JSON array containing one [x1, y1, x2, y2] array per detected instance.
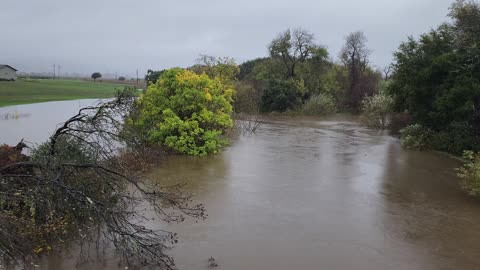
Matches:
[[339, 31, 372, 71], [339, 31, 378, 110], [383, 64, 393, 80]]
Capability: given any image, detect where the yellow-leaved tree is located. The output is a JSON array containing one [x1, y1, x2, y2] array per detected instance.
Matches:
[[128, 68, 234, 156]]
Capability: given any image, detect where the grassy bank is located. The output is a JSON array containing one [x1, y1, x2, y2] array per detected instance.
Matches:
[[0, 79, 128, 107]]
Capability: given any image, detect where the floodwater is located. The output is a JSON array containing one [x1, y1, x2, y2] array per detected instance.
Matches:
[[0, 99, 105, 145], [2, 100, 480, 270]]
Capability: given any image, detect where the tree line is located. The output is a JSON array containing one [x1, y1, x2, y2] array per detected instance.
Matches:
[[145, 0, 480, 158], [228, 28, 380, 114]]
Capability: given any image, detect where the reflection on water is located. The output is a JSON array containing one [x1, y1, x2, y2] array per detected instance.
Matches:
[[1, 101, 480, 269]]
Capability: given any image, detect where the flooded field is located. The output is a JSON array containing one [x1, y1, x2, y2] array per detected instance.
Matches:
[[1, 100, 480, 270], [0, 99, 103, 146]]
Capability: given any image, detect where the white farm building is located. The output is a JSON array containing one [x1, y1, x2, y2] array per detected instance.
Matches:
[[0, 65, 18, 81]]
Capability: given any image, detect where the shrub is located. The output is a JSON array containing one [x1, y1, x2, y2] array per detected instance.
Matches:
[[302, 93, 336, 115], [145, 69, 166, 84], [399, 124, 433, 150], [234, 82, 262, 114], [260, 79, 301, 112], [398, 121, 479, 154], [360, 93, 394, 129], [430, 122, 480, 155], [129, 68, 234, 156], [457, 151, 480, 196]]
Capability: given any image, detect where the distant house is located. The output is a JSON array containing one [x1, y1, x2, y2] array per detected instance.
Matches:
[[0, 65, 18, 81]]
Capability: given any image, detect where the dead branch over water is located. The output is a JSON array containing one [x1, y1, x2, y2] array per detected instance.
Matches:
[[0, 90, 205, 269], [234, 113, 263, 135]]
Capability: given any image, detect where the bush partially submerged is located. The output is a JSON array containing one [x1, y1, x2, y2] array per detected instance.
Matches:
[[260, 79, 301, 112], [457, 151, 480, 196], [128, 68, 234, 156], [399, 121, 479, 154], [430, 122, 480, 155], [360, 93, 394, 129], [399, 124, 433, 150], [302, 93, 336, 115]]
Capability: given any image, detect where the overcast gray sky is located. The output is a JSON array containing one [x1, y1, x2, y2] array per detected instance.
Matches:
[[2, 0, 453, 77]]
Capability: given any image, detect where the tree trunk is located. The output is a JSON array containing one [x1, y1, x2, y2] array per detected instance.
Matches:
[[473, 96, 480, 136]]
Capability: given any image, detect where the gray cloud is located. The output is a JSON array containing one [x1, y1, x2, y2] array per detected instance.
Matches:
[[2, 0, 453, 77]]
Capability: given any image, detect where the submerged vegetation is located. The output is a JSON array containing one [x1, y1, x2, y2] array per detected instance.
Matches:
[[302, 93, 336, 115], [0, 90, 205, 269], [399, 124, 433, 150], [458, 151, 480, 196], [360, 90, 394, 129], [128, 68, 234, 156], [389, 0, 480, 196], [0, 111, 31, 120]]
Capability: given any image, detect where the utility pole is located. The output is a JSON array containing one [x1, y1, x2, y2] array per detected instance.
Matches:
[[136, 69, 139, 85], [53, 64, 56, 79]]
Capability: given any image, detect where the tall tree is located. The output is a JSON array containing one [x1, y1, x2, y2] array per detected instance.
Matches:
[[450, 0, 480, 85], [190, 55, 239, 85], [268, 28, 327, 78], [388, 0, 480, 153], [449, 0, 480, 133], [340, 31, 373, 109], [145, 69, 165, 84]]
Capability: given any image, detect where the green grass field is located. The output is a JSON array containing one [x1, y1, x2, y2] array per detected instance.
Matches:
[[0, 79, 129, 107]]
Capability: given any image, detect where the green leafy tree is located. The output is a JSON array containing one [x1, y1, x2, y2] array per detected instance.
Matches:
[[268, 28, 327, 79], [389, 0, 480, 154], [450, 0, 480, 134], [129, 68, 234, 156], [237, 29, 331, 113], [91, 72, 102, 81], [145, 69, 166, 84], [238, 58, 269, 81], [190, 55, 240, 85], [389, 24, 458, 128], [260, 79, 301, 112], [339, 31, 379, 110]]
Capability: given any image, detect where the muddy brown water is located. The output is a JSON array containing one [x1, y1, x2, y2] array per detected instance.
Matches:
[[2, 100, 480, 270]]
